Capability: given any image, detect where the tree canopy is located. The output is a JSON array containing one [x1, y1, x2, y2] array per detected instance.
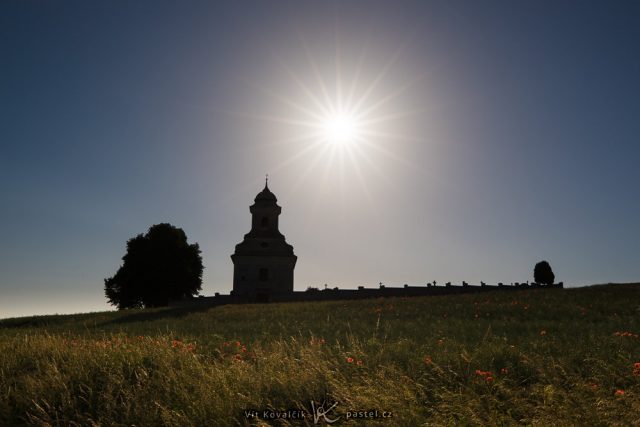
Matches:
[[533, 260, 555, 286], [104, 223, 203, 309]]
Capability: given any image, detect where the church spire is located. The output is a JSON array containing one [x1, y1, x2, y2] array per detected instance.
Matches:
[[254, 175, 277, 202]]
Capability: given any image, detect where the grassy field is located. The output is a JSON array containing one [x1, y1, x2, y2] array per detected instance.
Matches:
[[1, 283, 639, 426]]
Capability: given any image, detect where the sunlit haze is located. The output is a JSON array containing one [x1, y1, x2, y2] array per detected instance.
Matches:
[[1, 1, 639, 318]]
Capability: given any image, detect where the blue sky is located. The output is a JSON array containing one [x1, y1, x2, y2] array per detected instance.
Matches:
[[1, 1, 639, 318]]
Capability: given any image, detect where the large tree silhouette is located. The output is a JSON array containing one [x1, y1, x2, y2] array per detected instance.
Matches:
[[533, 260, 555, 286], [104, 223, 203, 309]]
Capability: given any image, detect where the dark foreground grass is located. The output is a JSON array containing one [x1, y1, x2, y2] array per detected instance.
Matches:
[[1, 283, 639, 426]]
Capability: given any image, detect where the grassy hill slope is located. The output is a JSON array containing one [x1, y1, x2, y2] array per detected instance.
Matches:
[[1, 283, 639, 425]]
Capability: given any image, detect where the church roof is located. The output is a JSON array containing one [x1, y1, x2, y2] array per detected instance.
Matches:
[[255, 183, 277, 202]]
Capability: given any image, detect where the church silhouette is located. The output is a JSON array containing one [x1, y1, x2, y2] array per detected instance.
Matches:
[[170, 181, 563, 309], [231, 179, 297, 302]]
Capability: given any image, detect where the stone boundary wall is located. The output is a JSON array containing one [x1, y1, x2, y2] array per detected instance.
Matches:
[[170, 283, 564, 309]]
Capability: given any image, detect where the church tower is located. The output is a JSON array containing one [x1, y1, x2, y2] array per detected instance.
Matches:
[[231, 179, 297, 302]]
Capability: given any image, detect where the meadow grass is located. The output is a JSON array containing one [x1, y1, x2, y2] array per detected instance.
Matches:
[[1, 283, 639, 426]]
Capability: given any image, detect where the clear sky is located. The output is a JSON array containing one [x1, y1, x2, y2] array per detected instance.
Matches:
[[1, 1, 639, 318]]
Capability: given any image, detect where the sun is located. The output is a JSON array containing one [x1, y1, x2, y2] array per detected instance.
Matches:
[[321, 111, 360, 145], [237, 34, 420, 200]]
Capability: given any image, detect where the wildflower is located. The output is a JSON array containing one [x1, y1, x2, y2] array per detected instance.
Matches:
[[615, 389, 625, 396], [485, 376, 494, 383], [634, 362, 640, 369], [234, 354, 243, 361], [540, 330, 547, 336], [613, 331, 639, 338], [424, 356, 432, 365], [236, 341, 241, 347], [356, 360, 363, 366], [241, 346, 247, 353], [346, 357, 354, 363], [500, 368, 508, 375], [172, 340, 181, 348]]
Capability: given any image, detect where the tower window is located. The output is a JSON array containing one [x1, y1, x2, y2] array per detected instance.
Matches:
[[259, 268, 269, 281], [261, 217, 269, 228]]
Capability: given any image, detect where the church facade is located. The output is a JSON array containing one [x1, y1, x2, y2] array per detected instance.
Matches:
[[230, 181, 297, 302]]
